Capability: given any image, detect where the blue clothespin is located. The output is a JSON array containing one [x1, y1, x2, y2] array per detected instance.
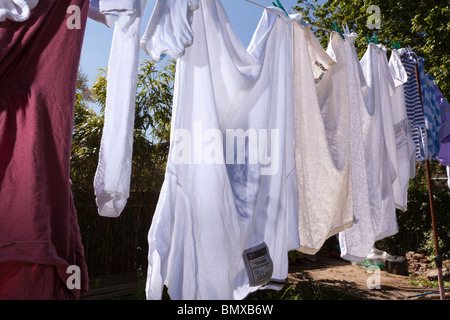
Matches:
[[272, 0, 289, 17]]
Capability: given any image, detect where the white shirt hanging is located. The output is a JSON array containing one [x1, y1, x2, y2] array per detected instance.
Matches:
[[359, 43, 398, 243], [388, 48, 416, 211], [141, 0, 300, 300], [293, 24, 354, 255]]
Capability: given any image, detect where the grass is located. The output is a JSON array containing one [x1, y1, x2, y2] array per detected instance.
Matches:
[[247, 283, 356, 300], [408, 274, 450, 289]]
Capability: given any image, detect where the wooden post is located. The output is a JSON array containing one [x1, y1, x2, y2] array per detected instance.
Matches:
[[415, 62, 446, 300]]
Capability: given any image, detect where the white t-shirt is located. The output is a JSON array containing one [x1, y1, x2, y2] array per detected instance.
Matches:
[[388, 49, 416, 211], [141, 0, 300, 300], [293, 25, 354, 255]]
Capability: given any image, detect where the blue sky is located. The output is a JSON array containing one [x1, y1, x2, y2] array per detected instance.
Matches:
[[80, 0, 303, 87]]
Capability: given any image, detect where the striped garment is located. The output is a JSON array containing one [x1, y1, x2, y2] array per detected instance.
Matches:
[[401, 51, 427, 161], [418, 58, 442, 159]]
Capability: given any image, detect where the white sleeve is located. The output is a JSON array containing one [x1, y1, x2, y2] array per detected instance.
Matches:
[[93, 0, 148, 218], [88, 0, 116, 27], [0, 0, 38, 22], [388, 49, 408, 88], [99, 0, 134, 15], [140, 0, 200, 62]]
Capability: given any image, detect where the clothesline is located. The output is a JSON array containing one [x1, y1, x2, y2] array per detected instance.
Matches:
[[244, 0, 407, 51]]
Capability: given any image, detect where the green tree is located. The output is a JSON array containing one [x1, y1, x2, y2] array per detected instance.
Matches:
[[71, 70, 103, 192], [293, 0, 449, 96], [72, 59, 175, 194]]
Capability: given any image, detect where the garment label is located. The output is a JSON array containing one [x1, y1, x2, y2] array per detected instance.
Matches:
[[394, 119, 408, 149], [242, 242, 273, 287], [309, 47, 334, 85], [312, 60, 328, 85]]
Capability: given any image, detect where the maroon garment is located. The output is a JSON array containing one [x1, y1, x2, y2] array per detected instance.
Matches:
[[0, 261, 74, 300], [0, 0, 89, 299]]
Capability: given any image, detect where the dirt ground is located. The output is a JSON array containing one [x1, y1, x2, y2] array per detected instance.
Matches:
[[285, 241, 449, 300]]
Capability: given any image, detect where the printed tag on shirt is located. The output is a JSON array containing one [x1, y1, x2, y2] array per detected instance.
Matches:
[[243, 242, 273, 287], [309, 44, 335, 85], [394, 119, 409, 149]]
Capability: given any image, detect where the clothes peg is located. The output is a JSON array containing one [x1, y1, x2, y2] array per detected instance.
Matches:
[[342, 23, 351, 36], [330, 22, 345, 40], [391, 41, 401, 50], [272, 0, 289, 16], [372, 35, 379, 44], [366, 34, 379, 45]]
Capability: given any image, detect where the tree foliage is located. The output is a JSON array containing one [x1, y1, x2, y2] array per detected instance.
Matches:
[[71, 59, 175, 194], [293, 0, 449, 96]]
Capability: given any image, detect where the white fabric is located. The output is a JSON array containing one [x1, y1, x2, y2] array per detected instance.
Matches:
[[0, 0, 37, 22], [339, 43, 399, 263], [142, 0, 300, 300], [140, 0, 200, 62], [99, 0, 134, 15], [447, 166, 450, 189], [388, 49, 416, 211], [359, 44, 398, 243], [93, 0, 148, 217], [336, 33, 375, 263], [88, 0, 116, 27], [293, 23, 354, 255]]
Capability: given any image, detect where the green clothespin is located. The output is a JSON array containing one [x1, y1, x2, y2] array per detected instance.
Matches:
[[390, 41, 397, 49], [330, 22, 345, 40], [372, 35, 379, 44], [272, 0, 289, 17], [366, 34, 379, 44]]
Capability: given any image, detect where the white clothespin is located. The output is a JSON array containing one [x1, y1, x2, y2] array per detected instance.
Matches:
[[342, 23, 351, 37]]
